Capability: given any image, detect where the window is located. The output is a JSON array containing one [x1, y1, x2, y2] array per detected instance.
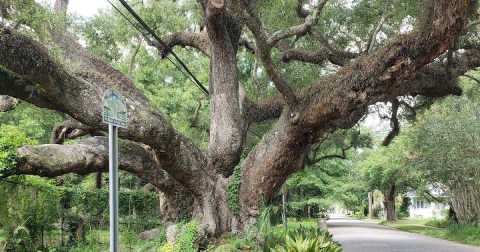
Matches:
[[416, 200, 424, 208]]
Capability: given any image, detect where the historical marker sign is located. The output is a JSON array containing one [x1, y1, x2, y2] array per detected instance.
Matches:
[[102, 89, 128, 128]]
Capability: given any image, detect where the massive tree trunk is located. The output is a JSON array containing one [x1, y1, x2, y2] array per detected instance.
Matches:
[[0, 0, 475, 237]]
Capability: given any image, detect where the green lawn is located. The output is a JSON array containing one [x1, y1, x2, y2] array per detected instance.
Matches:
[[382, 218, 447, 239], [381, 218, 480, 246]]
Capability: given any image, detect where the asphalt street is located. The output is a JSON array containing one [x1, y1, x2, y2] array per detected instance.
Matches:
[[327, 214, 480, 252]]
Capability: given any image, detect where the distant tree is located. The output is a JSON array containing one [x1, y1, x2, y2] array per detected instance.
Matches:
[[404, 80, 480, 223], [357, 140, 414, 221]]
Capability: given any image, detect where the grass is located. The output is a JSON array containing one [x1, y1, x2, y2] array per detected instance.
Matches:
[[381, 218, 480, 246], [382, 218, 447, 239], [445, 222, 480, 246]]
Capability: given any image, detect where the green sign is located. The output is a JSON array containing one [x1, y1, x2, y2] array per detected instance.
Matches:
[[102, 89, 128, 128]]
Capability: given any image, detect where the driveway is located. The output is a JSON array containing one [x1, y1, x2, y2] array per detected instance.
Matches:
[[327, 214, 479, 252]]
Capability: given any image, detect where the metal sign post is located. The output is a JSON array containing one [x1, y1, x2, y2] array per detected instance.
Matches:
[[108, 124, 119, 252], [102, 89, 128, 252]]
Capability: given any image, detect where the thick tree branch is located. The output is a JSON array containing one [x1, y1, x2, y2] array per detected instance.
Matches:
[[244, 96, 284, 124], [51, 119, 104, 144], [298, 1, 472, 130], [239, 0, 472, 221], [150, 31, 211, 58], [15, 137, 184, 196], [281, 48, 357, 66], [0, 27, 210, 195], [0, 69, 56, 110], [204, 6, 247, 178]]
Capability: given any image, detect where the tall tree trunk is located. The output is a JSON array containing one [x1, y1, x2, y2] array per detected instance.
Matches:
[[368, 191, 373, 219], [384, 185, 396, 221]]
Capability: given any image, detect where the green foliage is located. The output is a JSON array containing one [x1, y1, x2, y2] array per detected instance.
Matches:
[[0, 102, 64, 144], [175, 221, 198, 252], [0, 125, 35, 177], [228, 162, 242, 214], [382, 219, 446, 239], [269, 226, 341, 252], [0, 176, 61, 251], [207, 232, 258, 251], [425, 218, 451, 228], [12, 225, 35, 252], [354, 211, 364, 220], [445, 223, 480, 245]]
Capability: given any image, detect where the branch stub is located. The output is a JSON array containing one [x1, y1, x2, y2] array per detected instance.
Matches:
[[211, 0, 224, 8]]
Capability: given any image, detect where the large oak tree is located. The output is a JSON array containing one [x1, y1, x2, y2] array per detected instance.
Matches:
[[0, 0, 478, 236]]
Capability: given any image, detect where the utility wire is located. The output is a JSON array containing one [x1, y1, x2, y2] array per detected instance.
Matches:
[[105, 0, 209, 97]]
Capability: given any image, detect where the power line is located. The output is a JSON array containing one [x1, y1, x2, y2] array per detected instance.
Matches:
[[105, 0, 209, 97]]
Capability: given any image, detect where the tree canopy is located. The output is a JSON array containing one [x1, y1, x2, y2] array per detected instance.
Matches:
[[0, 0, 477, 236]]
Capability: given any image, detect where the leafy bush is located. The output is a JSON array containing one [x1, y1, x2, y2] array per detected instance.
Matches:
[[445, 222, 480, 245], [207, 233, 258, 251], [175, 221, 198, 252], [0, 125, 35, 177], [425, 218, 451, 228], [270, 226, 342, 252], [12, 225, 35, 252], [228, 162, 242, 214], [354, 211, 364, 220]]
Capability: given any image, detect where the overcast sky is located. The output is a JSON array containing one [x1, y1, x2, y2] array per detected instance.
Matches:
[[39, 0, 110, 17]]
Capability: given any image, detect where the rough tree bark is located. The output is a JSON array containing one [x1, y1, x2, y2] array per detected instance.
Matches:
[[0, 0, 475, 237]]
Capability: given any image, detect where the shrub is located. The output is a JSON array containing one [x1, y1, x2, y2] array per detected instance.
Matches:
[[354, 211, 364, 219], [445, 222, 480, 245], [270, 226, 342, 252], [175, 221, 198, 252], [228, 161, 242, 214], [425, 218, 451, 228], [158, 242, 174, 252], [0, 125, 35, 177]]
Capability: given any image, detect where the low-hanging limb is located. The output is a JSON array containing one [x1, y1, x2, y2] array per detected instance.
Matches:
[[15, 137, 180, 193], [13, 136, 194, 223], [50, 119, 105, 144], [281, 48, 358, 66], [0, 25, 211, 196]]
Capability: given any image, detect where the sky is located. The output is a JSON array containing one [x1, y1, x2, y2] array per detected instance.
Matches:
[[39, 0, 110, 17]]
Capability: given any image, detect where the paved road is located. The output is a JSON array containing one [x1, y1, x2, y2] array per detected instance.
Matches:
[[327, 214, 479, 252]]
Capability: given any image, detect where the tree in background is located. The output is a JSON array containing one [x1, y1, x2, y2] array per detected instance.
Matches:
[[0, 0, 476, 236], [404, 79, 480, 223]]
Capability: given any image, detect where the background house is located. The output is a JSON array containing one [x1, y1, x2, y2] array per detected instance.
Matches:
[[406, 185, 448, 219]]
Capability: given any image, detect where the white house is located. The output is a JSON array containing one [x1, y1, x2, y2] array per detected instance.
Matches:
[[405, 185, 449, 219]]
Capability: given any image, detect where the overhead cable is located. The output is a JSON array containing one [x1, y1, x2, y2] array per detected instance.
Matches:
[[105, 0, 209, 97]]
